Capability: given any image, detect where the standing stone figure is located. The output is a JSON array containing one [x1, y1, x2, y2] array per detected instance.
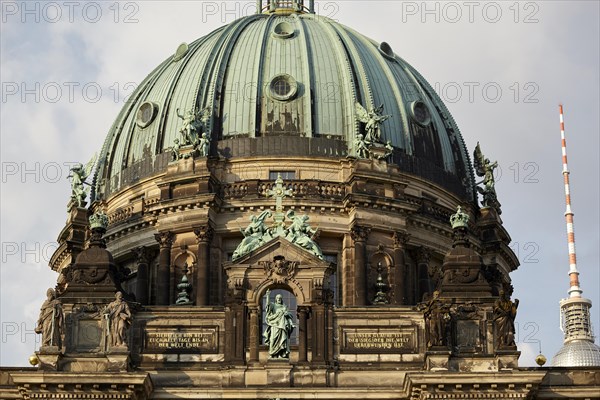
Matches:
[[198, 132, 211, 157], [35, 288, 64, 348], [354, 134, 369, 158], [262, 289, 295, 359], [103, 292, 132, 348], [419, 290, 451, 348], [494, 290, 519, 348]]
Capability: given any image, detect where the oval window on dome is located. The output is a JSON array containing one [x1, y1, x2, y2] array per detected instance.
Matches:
[[272, 22, 295, 39], [269, 74, 298, 101], [172, 42, 189, 62], [378, 42, 395, 60], [136, 102, 158, 128], [410, 100, 431, 127]]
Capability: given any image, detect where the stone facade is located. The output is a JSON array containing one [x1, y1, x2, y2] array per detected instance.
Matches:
[[2, 1, 599, 398]]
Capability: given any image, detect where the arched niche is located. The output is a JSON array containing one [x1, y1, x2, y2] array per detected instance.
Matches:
[[367, 250, 394, 305], [172, 250, 196, 303]]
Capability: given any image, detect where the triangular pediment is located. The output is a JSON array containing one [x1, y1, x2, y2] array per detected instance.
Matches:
[[230, 236, 330, 267]]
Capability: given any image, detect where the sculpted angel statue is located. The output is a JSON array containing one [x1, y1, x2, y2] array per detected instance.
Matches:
[[67, 153, 97, 208], [176, 106, 211, 146], [232, 210, 272, 260], [263, 289, 295, 359], [473, 142, 500, 210], [285, 210, 323, 259], [355, 102, 391, 143]]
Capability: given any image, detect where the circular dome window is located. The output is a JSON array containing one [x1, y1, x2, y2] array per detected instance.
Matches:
[[410, 100, 431, 126], [378, 42, 395, 60], [172, 42, 189, 62], [136, 102, 158, 128], [269, 74, 298, 101], [272, 22, 295, 39]]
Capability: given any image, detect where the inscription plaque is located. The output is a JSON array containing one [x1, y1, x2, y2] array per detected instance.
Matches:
[[145, 328, 218, 353], [341, 327, 418, 353], [455, 320, 482, 353], [74, 319, 103, 352]]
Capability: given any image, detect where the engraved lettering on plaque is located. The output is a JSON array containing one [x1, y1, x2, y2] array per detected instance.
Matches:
[[341, 327, 418, 353], [144, 328, 218, 353]]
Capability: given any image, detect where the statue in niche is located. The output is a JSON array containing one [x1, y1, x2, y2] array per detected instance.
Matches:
[[103, 292, 132, 348], [355, 102, 391, 143], [35, 288, 64, 348], [474, 142, 501, 211], [419, 290, 451, 348], [67, 153, 97, 208], [263, 289, 295, 359], [231, 210, 272, 260], [285, 210, 323, 259], [493, 289, 519, 348]]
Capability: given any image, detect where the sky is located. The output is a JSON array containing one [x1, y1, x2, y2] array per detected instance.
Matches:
[[1, 0, 599, 367]]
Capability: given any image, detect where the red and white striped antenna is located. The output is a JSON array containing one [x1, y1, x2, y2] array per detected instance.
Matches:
[[559, 104, 582, 298]]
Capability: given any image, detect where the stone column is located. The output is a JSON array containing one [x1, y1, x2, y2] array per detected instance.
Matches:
[[311, 304, 326, 364], [133, 246, 151, 305], [297, 306, 310, 363], [154, 232, 174, 306], [417, 247, 432, 303], [248, 306, 260, 363], [194, 225, 214, 306], [351, 226, 370, 305], [342, 233, 353, 306], [392, 232, 410, 305]]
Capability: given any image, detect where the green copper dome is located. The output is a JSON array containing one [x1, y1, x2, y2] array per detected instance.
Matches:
[[94, 12, 474, 200]]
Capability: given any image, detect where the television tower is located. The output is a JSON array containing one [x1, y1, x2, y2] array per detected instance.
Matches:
[[552, 105, 600, 366]]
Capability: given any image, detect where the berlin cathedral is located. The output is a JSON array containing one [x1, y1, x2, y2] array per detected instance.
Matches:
[[2, 1, 599, 398]]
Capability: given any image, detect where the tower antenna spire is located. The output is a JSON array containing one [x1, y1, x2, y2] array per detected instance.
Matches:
[[559, 104, 582, 298], [552, 104, 600, 367]]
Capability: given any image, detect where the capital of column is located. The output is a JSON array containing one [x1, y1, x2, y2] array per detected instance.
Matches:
[[393, 231, 411, 248], [194, 225, 214, 244], [416, 247, 432, 264], [351, 225, 371, 242], [133, 246, 154, 264], [297, 305, 311, 317], [154, 231, 174, 249]]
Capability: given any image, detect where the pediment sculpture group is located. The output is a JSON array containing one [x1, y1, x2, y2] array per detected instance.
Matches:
[[232, 209, 323, 261]]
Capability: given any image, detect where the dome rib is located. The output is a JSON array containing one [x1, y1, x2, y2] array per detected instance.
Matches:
[[313, 15, 357, 138], [203, 15, 265, 139], [295, 15, 315, 137], [344, 28, 407, 149]]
